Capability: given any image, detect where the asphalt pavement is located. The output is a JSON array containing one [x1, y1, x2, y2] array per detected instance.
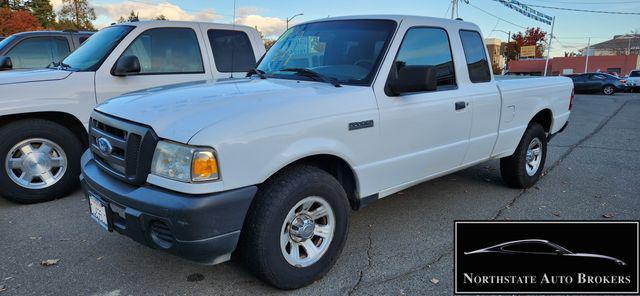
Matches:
[[1, 93, 639, 296]]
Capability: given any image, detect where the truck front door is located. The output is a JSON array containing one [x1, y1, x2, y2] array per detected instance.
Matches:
[[95, 26, 211, 102], [373, 24, 472, 192]]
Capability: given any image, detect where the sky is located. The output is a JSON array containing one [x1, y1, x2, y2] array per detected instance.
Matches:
[[50, 0, 640, 57]]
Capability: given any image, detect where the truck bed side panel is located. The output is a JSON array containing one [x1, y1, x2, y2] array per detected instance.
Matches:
[[492, 76, 572, 158]]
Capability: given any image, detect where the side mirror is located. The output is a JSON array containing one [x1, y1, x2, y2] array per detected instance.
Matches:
[[112, 55, 140, 76], [387, 65, 438, 96], [0, 56, 13, 71]]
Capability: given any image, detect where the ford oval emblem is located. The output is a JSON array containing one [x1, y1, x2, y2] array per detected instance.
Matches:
[[97, 137, 113, 155]]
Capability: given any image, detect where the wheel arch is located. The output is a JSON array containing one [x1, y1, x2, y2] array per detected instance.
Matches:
[[0, 112, 89, 147], [529, 108, 553, 134], [261, 153, 362, 211]]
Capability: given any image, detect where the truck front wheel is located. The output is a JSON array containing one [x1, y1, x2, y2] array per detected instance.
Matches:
[[500, 123, 547, 189], [238, 165, 350, 289], [0, 119, 83, 204]]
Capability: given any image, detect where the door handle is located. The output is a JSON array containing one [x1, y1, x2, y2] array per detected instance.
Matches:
[[455, 101, 468, 110]]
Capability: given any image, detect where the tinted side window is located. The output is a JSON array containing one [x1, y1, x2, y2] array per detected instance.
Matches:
[[459, 30, 491, 83], [394, 27, 456, 90], [121, 28, 204, 74], [79, 36, 90, 44], [630, 71, 640, 77], [7, 37, 70, 68], [207, 29, 256, 72]]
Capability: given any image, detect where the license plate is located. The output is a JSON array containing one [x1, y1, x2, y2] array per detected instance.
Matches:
[[89, 195, 108, 230]]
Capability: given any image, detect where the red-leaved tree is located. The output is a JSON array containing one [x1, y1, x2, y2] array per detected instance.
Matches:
[[0, 7, 43, 36], [511, 27, 548, 58]]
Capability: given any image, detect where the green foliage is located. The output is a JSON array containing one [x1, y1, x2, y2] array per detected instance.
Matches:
[[57, 0, 95, 30]]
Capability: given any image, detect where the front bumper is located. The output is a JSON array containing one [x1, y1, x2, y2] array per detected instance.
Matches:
[[80, 150, 257, 264]]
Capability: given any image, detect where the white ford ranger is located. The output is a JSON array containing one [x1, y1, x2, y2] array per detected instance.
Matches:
[[0, 21, 265, 203], [80, 15, 572, 289]]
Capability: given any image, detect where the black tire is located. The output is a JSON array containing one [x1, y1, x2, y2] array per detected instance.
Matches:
[[238, 165, 350, 289], [0, 119, 83, 204], [602, 85, 615, 95], [500, 123, 547, 189]]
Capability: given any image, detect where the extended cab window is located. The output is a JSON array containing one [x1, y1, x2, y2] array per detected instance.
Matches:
[[459, 30, 491, 83], [7, 37, 70, 68], [394, 27, 456, 90], [121, 28, 204, 74], [207, 29, 256, 72]]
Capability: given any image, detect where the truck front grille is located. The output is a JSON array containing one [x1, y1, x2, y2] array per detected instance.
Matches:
[[89, 111, 158, 185]]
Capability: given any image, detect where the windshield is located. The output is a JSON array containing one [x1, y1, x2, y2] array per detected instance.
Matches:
[[257, 19, 396, 86], [62, 25, 134, 71], [0, 35, 16, 50], [631, 71, 640, 77]]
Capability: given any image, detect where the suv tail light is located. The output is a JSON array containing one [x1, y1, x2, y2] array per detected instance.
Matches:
[[569, 87, 575, 111]]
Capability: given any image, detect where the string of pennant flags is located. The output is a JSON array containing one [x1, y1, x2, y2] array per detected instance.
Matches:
[[494, 0, 553, 25]]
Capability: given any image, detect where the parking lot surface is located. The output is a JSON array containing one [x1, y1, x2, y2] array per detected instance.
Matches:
[[1, 93, 639, 296]]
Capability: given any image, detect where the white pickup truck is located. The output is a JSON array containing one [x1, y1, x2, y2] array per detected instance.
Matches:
[[80, 15, 572, 289], [0, 21, 265, 203]]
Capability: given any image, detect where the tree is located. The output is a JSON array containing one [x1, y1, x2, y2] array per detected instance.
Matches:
[[511, 27, 547, 58], [57, 0, 95, 30], [1, 0, 25, 10], [154, 14, 167, 20], [0, 7, 43, 36], [27, 0, 55, 28]]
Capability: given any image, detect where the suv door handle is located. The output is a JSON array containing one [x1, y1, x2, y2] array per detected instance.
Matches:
[[455, 101, 468, 110]]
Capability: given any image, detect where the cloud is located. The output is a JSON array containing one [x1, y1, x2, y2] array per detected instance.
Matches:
[[234, 7, 294, 38], [94, 1, 221, 23]]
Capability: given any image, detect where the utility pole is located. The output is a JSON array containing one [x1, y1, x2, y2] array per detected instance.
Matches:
[[543, 16, 555, 76], [584, 37, 591, 73], [286, 13, 304, 30], [451, 0, 458, 20]]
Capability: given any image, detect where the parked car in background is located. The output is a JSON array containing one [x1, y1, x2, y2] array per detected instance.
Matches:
[[0, 21, 265, 203], [80, 15, 572, 289], [626, 70, 640, 92], [569, 73, 626, 95], [0, 30, 93, 70]]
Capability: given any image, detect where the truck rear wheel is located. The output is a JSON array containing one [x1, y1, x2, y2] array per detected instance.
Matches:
[[238, 165, 349, 289], [500, 123, 547, 189], [0, 119, 83, 204]]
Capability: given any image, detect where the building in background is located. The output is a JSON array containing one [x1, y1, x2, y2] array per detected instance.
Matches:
[[508, 55, 639, 76], [484, 38, 506, 74], [584, 34, 640, 56]]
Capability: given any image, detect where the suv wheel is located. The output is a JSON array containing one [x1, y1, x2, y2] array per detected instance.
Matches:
[[238, 165, 349, 289], [603, 85, 615, 95], [0, 119, 83, 204], [500, 123, 547, 188]]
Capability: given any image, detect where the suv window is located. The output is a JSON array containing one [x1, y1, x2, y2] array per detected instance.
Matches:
[[79, 36, 90, 44], [121, 28, 204, 74], [207, 29, 256, 72], [459, 30, 491, 83], [7, 37, 70, 68], [502, 242, 557, 254], [630, 71, 640, 77], [394, 27, 456, 90]]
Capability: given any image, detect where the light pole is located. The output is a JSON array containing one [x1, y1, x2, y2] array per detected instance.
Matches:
[[286, 13, 303, 30], [492, 30, 511, 72]]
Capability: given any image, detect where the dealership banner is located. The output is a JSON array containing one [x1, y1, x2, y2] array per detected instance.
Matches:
[[495, 0, 553, 25], [454, 221, 639, 294]]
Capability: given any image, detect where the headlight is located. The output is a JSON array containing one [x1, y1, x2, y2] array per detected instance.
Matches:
[[150, 141, 219, 183]]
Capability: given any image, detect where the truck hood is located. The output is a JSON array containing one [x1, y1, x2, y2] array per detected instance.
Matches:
[[95, 78, 368, 143], [0, 68, 73, 85]]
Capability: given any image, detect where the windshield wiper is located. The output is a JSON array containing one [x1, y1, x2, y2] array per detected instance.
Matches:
[[279, 68, 341, 87], [246, 68, 267, 79], [47, 61, 72, 70]]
